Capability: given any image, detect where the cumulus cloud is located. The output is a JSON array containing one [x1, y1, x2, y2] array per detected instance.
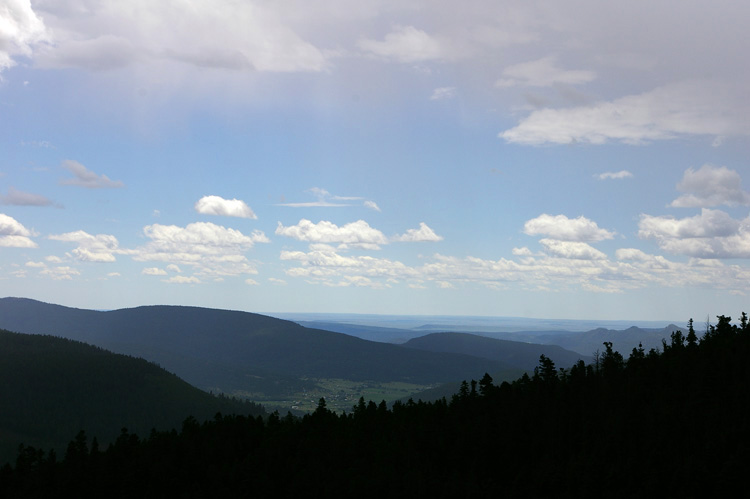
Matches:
[[131, 221, 266, 277], [277, 244, 750, 296], [166, 264, 182, 273], [639, 209, 740, 240], [0, 213, 37, 247], [430, 87, 456, 100], [597, 170, 633, 180], [0, 0, 47, 71], [142, 267, 167, 276], [393, 223, 443, 242], [523, 214, 615, 242], [276, 219, 388, 249], [500, 81, 748, 145], [358, 25, 444, 63], [539, 239, 607, 260], [195, 195, 257, 219], [639, 209, 750, 259], [49, 230, 120, 262], [60, 160, 124, 188], [0, 187, 56, 206], [40, 266, 80, 281], [670, 165, 750, 207], [496, 56, 596, 88]]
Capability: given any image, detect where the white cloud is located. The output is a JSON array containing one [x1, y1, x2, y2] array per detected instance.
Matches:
[[60, 160, 124, 189], [268, 277, 287, 285], [107, 272, 121, 277], [363, 200, 381, 212], [142, 267, 167, 276], [49, 230, 119, 262], [430, 87, 456, 100], [523, 214, 614, 242], [496, 56, 596, 88], [277, 230, 750, 295], [278, 187, 373, 209], [539, 239, 607, 260], [500, 81, 749, 145], [358, 25, 444, 63], [25, 261, 45, 268], [393, 222, 443, 242], [639, 209, 740, 240], [163, 275, 200, 284], [194, 195, 257, 219], [131, 221, 264, 277], [276, 219, 388, 248], [45, 255, 62, 263], [166, 264, 182, 273], [0, 213, 37, 247], [670, 165, 750, 208], [245, 278, 259, 285], [40, 266, 80, 281], [0, 187, 56, 206], [597, 170, 633, 180], [639, 209, 750, 259], [0, 0, 47, 71]]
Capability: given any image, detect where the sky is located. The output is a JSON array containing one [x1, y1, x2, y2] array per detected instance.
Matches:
[[0, 0, 749, 321]]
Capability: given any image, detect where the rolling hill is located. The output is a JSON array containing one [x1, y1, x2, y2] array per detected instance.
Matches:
[[403, 332, 590, 370], [0, 329, 264, 465], [0, 298, 511, 400]]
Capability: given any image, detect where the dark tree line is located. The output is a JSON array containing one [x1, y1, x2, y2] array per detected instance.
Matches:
[[2, 314, 749, 498]]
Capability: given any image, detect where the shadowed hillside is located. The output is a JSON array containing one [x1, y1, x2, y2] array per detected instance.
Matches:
[[0, 298, 512, 400], [2, 314, 748, 497], [0, 329, 264, 465], [403, 332, 590, 370]]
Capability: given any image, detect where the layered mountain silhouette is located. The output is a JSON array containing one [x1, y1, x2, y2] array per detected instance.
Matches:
[[403, 332, 590, 369], [0, 298, 520, 398]]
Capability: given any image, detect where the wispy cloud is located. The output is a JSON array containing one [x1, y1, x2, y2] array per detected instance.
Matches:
[[430, 87, 456, 100], [597, 170, 633, 180], [358, 26, 445, 63], [278, 187, 379, 211], [0, 187, 58, 207], [496, 56, 596, 88], [60, 160, 124, 189]]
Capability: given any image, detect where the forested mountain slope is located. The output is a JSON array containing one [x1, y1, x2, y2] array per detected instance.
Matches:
[[3, 315, 747, 497], [403, 332, 590, 369], [0, 298, 510, 395], [0, 329, 264, 465]]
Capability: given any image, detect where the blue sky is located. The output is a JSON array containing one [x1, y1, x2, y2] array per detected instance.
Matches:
[[1, 0, 749, 321]]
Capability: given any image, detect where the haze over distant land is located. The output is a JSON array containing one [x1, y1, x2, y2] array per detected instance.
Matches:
[[1, 1, 749, 320]]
